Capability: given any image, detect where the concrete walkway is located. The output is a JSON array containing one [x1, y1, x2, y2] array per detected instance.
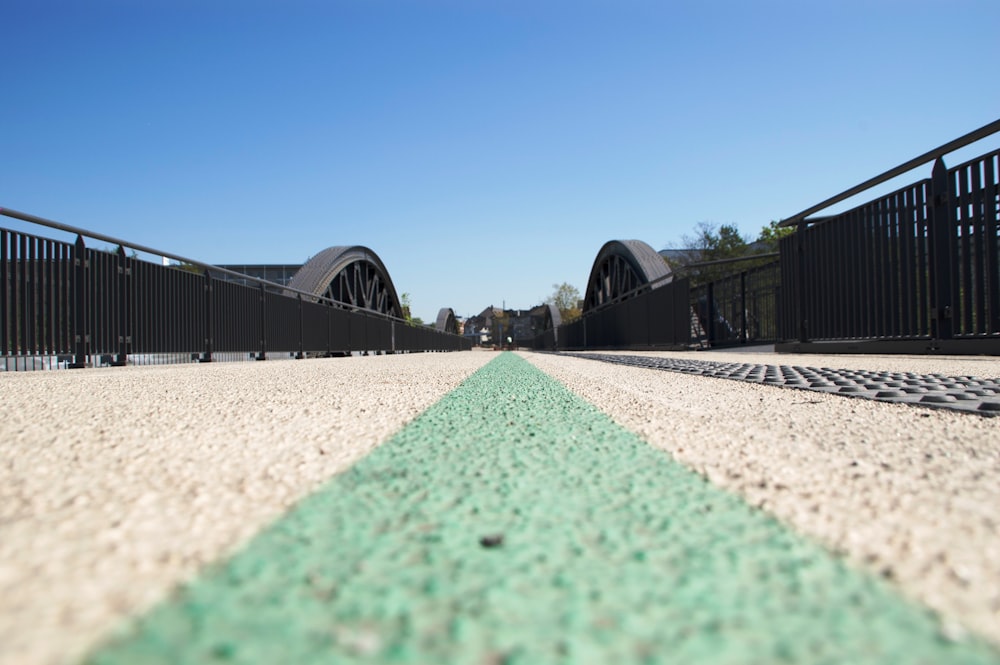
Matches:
[[2, 349, 999, 664]]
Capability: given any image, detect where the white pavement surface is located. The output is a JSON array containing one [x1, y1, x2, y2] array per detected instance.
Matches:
[[0, 352, 493, 665], [525, 349, 1000, 647], [2, 348, 999, 664]]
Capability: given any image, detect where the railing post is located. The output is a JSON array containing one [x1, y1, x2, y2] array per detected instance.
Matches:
[[200, 269, 214, 363], [69, 235, 89, 368], [706, 282, 716, 346], [740, 270, 747, 344], [113, 246, 131, 366], [257, 282, 267, 360], [0, 230, 7, 357], [796, 220, 809, 343], [929, 157, 954, 341], [296, 293, 304, 359]]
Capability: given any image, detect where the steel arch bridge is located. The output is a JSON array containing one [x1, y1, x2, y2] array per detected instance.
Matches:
[[583, 239, 673, 311], [286, 246, 404, 318], [435, 308, 458, 334]]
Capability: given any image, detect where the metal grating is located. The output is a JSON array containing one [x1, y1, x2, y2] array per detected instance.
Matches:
[[566, 353, 1000, 417]]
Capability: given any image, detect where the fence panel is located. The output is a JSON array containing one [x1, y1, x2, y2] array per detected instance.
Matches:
[[950, 149, 1000, 337], [780, 180, 933, 342], [2, 222, 470, 369], [266, 290, 302, 355], [1, 229, 74, 359], [778, 147, 1000, 352]]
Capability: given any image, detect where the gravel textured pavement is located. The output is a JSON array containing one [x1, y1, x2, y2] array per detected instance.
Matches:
[[0, 353, 492, 665], [2, 348, 999, 664], [526, 349, 1000, 647]]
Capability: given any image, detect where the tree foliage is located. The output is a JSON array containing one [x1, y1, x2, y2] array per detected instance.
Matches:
[[399, 292, 423, 326], [668, 221, 789, 286], [756, 220, 795, 251], [547, 282, 581, 323], [682, 222, 748, 263], [400, 292, 413, 321]]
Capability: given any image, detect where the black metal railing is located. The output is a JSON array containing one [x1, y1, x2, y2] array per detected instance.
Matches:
[[522, 251, 781, 352], [528, 120, 1000, 355], [524, 275, 691, 351], [1, 209, 470, 370], [778, 120, 1000, 354], [690, 259, 781, 347]]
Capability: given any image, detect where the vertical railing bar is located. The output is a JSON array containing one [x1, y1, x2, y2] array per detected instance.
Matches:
[[853, 209, 866, 337], [985, 154, 1000, 334], [957, 165, 973, 335], [841, 212, 853, 338], [115, 247, 129, 365], [56, 240, 66, 354], [46, 239, 55, 357], [842, 215, 853, 339], [971, 160, 988, 335], [855, 208, 867, 337], [859, 204, 872, 337], [814, 222, 826, 339], [70, 236, 88, 367], [877, 198, 889, 337], [201, 269, 213, 362], [258, 282, 267, 360], [904, 186, 915, 336], [826, 221, 838, 339], [44, 239, 54, 355], [952, 167, 966, 334], [0, 230, 8, 357], [930, 158, 954, 340], [889, 191, 902, 337], [17, 233, 28, 357], [39, 239, 48, 356], [828, 220, 840, 339], [26, 234, 37, 355], [918, 181, 930, 336], [883, 196, 894, 337]]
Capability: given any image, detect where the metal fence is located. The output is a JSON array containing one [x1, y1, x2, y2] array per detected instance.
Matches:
[[523, 260, 781, 353], [691, 259, 781, 347], [527, 277, 692, 351], [778, 146, 1000, 354], [523, 123, 1000, 356], [1, 212, 469, 370]]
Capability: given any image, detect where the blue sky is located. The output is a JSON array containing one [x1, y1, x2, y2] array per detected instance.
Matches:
[[3, 0, 999, 322]]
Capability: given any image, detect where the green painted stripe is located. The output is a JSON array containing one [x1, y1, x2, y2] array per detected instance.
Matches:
[[85, 353, 999, 664]]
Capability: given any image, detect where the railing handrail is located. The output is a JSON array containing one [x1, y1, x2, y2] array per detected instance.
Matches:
[[778, 117, 1000, 228], [674, 252, 779, 271], [0, 206, 419, 328]]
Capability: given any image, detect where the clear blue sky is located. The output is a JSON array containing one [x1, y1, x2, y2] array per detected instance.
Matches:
[[3, 0, 999, 323]]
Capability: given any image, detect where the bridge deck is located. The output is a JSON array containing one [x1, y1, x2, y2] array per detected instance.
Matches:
[[2, 350, 999, 664]]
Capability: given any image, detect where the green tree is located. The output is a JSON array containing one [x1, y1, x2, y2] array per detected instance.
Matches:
[[685, 222, 749, 262], [400, 293, 413, 322], [547, 282, 581, 323], [671, 222, 748, 284], [669, 222, 782, 286], [757, 220, 795, 251]]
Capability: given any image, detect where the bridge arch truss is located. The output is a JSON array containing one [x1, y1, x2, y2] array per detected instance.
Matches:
[[583, 239, 673, 311], [286, 246, 403, 318]]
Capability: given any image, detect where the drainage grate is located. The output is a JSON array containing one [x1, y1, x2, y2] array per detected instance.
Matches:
[[566, 353, 1000, 417]]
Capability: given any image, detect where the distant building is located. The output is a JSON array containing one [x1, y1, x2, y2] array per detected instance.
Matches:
[[464, 304, 560, 346], [464, 306, 503, 345], [213, 263, 303, 287]]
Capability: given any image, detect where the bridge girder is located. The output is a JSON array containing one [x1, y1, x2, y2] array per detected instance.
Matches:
[[286, 246, 403, 318], [583, 239, 673, 312]]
